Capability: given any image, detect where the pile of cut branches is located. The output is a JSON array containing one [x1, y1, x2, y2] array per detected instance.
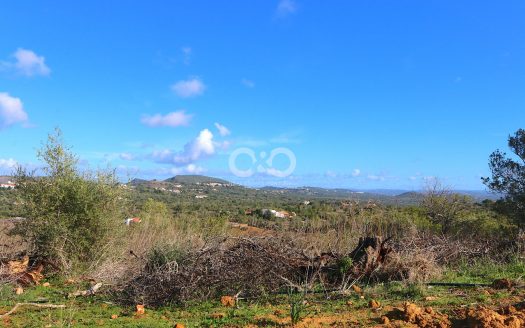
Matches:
[[119, 235, 395, 306]]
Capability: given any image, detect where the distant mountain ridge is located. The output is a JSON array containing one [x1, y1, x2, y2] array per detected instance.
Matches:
[[128, 174, 500, 201]]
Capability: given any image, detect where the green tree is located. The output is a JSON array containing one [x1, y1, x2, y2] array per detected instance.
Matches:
[[482, 129, 525, 225], [13, 129, 128, 270]]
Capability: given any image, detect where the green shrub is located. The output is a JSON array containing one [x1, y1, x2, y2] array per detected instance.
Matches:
[[288, 290, 308, 325], [146, 245, 185, 271], [12, 129, 128, 270]]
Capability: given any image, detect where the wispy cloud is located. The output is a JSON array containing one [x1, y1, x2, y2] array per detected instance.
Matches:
[[214, 122, 231, 136], [171, 77, 206, 98], [276, 0, 297, 18], [269, 131, 302, 144], [170, 163, 205, 175], [141, 110, 192, 127], [241, 78, 255, 88], [367, 174, 386, 181], [0, 92, 28, 129], [1, 49, 51, 77], [182, 47, 192, 65], [0, 158, 17, 172], [351, 169, 361, 177], [325, 170, 337, 178], [235, 131, 301, 148], [119, 153, 135, 161]]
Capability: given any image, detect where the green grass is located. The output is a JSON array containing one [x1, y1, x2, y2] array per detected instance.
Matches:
[[440, 257, 525, 284]]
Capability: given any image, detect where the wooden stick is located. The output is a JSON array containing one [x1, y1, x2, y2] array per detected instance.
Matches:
[[0, 303, 66, 318]]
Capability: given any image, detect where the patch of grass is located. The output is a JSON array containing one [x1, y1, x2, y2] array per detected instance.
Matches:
[[374, 281, 427, 301], [440, 257, 525, 284]]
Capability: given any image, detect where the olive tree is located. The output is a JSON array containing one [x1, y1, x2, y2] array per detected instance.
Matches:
[[13, 129, 128, 270]]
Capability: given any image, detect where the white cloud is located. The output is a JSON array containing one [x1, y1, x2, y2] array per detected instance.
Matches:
[[152, 164, 206, 176], [174, 129, 215, 164], [423, 175, 437, 182], [276, 0, 297, 17], [0, 92, 28, 129], [325, 171, 337, 178], [181, 163, 204, 174], [141, 110, 192, 127], [351, 169, 361, 177], [241, 78, 255, 88], [171, 78, 206, 98], [367, 174, 385, 181], [214, 122, 231, 136], [0, 158, 17, 171], [119, 153, 135, 161], [152, 129, 217, 166], [12, 49, 50, 77]]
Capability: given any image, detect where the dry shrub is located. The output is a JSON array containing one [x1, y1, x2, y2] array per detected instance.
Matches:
[[392, 232, 517, 266], [375, 250, 442, 283], [87, 215, 214, 285]]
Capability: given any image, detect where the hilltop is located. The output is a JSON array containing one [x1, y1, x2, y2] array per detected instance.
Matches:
[[164, 175, 232, 185]]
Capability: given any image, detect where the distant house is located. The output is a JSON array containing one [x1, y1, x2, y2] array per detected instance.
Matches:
[[195, 195, 208, 199], [125, 217, 141, 226], [0, 180, 15, 189], [262, 209, 296, 219]]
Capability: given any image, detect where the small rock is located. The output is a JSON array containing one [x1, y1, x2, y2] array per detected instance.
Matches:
[[110, 314, 118, 320], [369, 300, 381, 309], [352, 284, 363, 294], [174, 324, 185, 328], [42, 282, 51, 287], [424, 296, 438, 301], [381, 316, 390, 324], [15, 287, 24, 295]]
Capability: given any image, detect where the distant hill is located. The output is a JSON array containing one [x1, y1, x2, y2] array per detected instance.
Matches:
[[126, 175, 501, 204], [129, 178, 149, 186], [164, 175, 232, 185], [0, 176, 13, 184]]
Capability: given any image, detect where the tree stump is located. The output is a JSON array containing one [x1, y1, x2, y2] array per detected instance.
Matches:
[[349, 236, 392, 276]]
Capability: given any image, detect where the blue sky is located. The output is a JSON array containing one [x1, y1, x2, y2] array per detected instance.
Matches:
[[0, 1, 524, 190]]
